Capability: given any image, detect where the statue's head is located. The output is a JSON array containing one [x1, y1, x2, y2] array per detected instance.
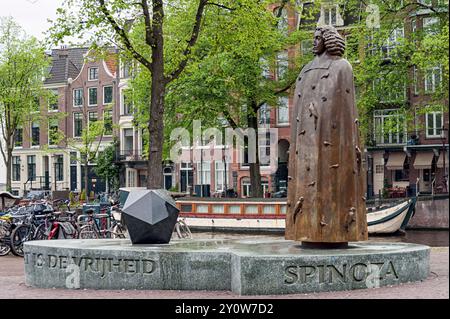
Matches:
[[313, 25, 346, 57]]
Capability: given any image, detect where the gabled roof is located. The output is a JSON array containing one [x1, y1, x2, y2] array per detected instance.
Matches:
[[44, 47, 89, 85]]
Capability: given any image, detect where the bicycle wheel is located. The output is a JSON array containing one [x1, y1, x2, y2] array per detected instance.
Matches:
[[175, 220, 192, 239], [0, 241, 10, 256], [33, 224, 48, 241], [78, 225, 99, 239], [11, 225, 33, 257], [110, 223, 126, 239]]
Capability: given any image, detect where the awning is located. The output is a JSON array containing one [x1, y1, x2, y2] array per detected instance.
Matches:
[[386, 153, 406, 170], [437, 152, 449, 168], [413, 152, 435, 170]]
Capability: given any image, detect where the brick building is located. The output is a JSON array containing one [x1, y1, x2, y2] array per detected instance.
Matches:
[[10, 47, 119, 196]]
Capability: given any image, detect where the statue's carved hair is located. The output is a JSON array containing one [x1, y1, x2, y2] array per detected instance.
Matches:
[[316, 25, 346, 57]]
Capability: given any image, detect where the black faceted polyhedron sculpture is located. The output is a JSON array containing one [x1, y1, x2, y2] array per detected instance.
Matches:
[[122, 189, 180, 244]]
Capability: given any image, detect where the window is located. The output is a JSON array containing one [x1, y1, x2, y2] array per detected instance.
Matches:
[[122, 90, 133, 116], [88, 67, 99, 81], [374, 109, 407, 145], [197, 162, 211, 185], [259, 131, 272, 167], [12, 157, 21, 181], [373, 76, 406, 102], [15, 127, 23, 148], [70, 152, 78, 165], [48, 119, 59, 146], [31, 122, 40, 146], [104, 110, 113, 136], [276, 51, 288, 80], [259, 104, 271, 125], [277, 97, 289, 125], [425, 66, 442, 93], [413, 66, 419, 95], [242, 179, 269, 197], [88, 112, 98, 128], [375, 165, 384, 174], [121, 62, 131, 78], [103, 86, 113, 104], [423, 17, 439, 35], [27, 155, 36, 182], [48, 89, 58, 111], [395, 169, 409, 182], [55, 155, 64, 182], [215, 162, 229, 192], [274, 6, 288, 35], [74, 113, 83, 137], [73, 89, 83, 107], [88, 88, 98, 106], [426, 111, 443, 138], [382, 27, 404, 59], [320, 4, 343, 26], [260, 58, 270, 79]]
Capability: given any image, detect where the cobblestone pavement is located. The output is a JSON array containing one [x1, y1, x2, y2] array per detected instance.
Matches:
[[0, 247, 447, 299]]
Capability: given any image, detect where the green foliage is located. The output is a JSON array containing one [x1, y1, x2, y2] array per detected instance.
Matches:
[[0, 17, 50, 188], [95, 143, 120, 192], [342, 0, 449, 143], [80, 189, 86, 202]]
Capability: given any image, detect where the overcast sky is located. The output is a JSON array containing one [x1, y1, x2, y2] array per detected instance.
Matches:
[[2, 0, 63, 40]]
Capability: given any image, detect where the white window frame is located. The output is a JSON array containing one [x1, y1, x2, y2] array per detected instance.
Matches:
[[383, 26, 404, 59], [423, 17, 439, 35], [215, 161, 228, 192], [197, 162, 211, 185], [424, 65, 442, 93], [276, 51, 288, 80], [413, 66, 419, 96], [48, 89, 59, 112], [425, 110, 444, 138], [373, 109, 408, 145], [73, 113, 83, 138], [88, 111, 98, 129], [88, 67, 99, 81], [73, 88, 83, 107], [277, 97, 289, 126], [88, 87, 98, 107], [103, 86, 113, 105]]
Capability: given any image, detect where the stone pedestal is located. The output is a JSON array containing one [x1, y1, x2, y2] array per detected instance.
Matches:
[[24, 239, 429, 295]]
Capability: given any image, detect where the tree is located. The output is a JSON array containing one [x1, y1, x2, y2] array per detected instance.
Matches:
[[0, 17, 50, 191], [49, 0, 237, 190], [161, 1, 316, 197], [63, 108, 107, 202], [342, 0, 449, 142], [95, 142, 120, 193]]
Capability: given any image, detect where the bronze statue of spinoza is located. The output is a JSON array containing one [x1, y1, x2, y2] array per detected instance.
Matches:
[[286, 25, 368, 247]]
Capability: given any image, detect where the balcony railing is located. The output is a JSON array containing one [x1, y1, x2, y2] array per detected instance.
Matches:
[[116, 149, 147, 162]]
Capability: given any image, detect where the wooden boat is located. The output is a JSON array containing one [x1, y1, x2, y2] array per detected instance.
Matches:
[[176, 197, 417, 235]]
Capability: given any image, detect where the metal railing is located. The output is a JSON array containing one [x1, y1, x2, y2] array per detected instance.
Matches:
[[116, 149, 147, 162]]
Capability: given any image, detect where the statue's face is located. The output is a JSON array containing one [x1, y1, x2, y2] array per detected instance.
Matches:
[[313, 30, 326, 55]]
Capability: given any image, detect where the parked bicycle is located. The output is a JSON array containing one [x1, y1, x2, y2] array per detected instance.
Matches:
[[175, 218, 192, 239], [77, 205, 126, 239]]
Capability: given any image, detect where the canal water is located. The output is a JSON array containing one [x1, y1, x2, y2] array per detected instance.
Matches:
[[191, 230, 449, 247]]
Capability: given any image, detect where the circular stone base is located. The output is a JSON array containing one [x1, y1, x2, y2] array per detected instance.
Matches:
[[24, 239, 430, 295]]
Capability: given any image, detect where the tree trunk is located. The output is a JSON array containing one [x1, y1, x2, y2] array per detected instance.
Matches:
[[147, 4, 165, 190], [247, 105, 263, 198], [84, 162, 89, 204], [5, 151, 12, 192]]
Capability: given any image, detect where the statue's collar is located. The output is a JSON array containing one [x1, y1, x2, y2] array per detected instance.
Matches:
[[304, 54, 338, 72]]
